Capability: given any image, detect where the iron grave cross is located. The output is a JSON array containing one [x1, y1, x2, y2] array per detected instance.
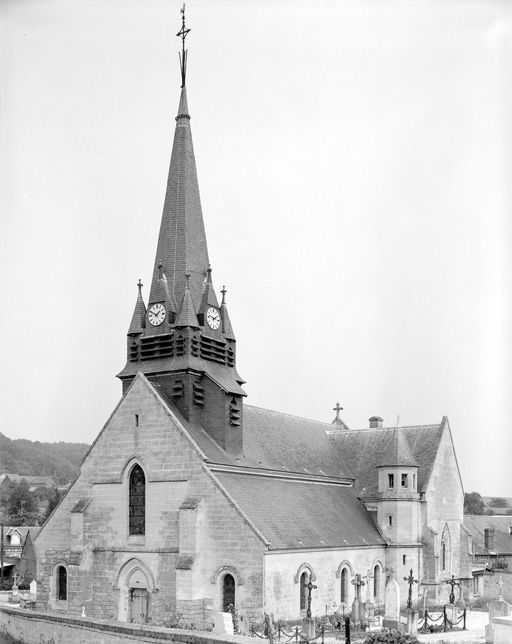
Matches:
[[306, 581, 317, 619], [446, 575, 460, 605], [403, 569, 418, 609]]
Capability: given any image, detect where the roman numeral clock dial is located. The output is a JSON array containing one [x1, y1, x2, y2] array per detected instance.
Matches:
[[148, 303, 166, 326], [206, 307, 220, 330]]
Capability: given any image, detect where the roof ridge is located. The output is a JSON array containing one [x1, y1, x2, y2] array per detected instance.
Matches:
[[244, 404, 339, 428]]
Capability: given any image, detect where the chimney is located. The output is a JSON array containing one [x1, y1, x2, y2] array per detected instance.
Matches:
[[369, 416, 383, 429], [484, 527, 495, 550]]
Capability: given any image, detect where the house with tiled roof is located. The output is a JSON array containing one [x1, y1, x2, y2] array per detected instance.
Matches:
[[463, 515, 512, 603], [34, 11, 467, 628]]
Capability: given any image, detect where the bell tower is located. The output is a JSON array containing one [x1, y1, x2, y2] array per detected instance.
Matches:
[[117, 7, 245, 455]]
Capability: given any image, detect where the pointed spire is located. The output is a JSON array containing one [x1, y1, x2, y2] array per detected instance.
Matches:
[[220, 285, 236, 341], [174, 273, 199, 328], [380, 427, 418, 467], [128, 279, 147, 335], [148, 13, 209, 313], [199, 265, 220, 312]]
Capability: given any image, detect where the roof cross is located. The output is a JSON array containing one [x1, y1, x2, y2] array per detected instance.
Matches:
[[221, 285, 227, 304], [137, 279, 143, 293], [176, 4, 191, 88], [333, 402, 343, 421]]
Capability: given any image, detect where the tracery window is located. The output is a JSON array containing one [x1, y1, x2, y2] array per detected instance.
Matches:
[[57, 565, 67, 600], [129, 464, 145, 535]]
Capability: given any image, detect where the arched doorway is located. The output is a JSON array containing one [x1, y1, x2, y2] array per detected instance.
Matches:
[[222, 574, 236, 611], [128, 567, 149, 624]]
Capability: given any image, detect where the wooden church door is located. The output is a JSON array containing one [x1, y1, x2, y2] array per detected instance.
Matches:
[[130, 588, 148, 623]]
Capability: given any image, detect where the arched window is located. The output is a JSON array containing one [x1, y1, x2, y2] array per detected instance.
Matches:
[[340, 568, 348, 604], [129, 464, 145, 535], [441, 526, 450, 572], [57, 566, 67, 600], [222, 574, 235, 612], [300, 571, 309, 610], [373, 565, 381, 601]]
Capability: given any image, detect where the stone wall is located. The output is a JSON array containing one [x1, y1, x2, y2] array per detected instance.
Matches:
[[0, 605, 255, 644], [35, 376, 265, 628], [263, 546, 386, 620], [423, 421, 464, 603]]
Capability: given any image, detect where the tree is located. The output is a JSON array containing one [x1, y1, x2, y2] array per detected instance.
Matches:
[[464, 491, 486, 515], [4, 479, 39, 525], [42, 488, 62, 522]]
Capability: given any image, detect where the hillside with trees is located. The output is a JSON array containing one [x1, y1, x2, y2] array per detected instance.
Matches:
[[0, 432, 89, 485]]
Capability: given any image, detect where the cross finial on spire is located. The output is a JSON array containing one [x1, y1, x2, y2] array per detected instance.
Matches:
[[137, 279, 143, 293], [333, 402, 343, 421], [177, 3, 191, 88], [221, 285, 227, 304]]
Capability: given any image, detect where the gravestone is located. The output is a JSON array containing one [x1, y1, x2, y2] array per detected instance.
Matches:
[[213, 611, 234, 635], [29, 579, 37, 596], [383, 572, 400, 630], [485, 597, 510, 643]]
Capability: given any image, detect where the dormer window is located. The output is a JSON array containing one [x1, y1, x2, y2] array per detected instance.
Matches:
[[388, 474, 395, 488], [401, 473, 408, 488]]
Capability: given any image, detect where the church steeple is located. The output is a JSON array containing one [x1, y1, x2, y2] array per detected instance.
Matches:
[[127, 280, 146, 336], [118, 7, 245, 456]]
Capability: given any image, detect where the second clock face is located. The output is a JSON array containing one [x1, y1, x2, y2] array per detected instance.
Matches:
[[148, 303, 166, 326], [206, 307, 220, 330]]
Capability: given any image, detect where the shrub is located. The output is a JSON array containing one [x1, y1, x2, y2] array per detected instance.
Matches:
[[364, 628, 419, 643]]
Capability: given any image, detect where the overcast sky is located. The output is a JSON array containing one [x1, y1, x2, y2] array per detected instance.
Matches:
[[1, 0, 511, 496]]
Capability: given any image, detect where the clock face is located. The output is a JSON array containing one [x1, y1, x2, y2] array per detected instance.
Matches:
[[148, 303, 166, 326], [206, 307, 220, 330]]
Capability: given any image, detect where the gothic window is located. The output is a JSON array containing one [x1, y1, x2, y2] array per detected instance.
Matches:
[[340, 568, 348, 604], [57, 565, 67, 600], [222, 574, 235, 612], [441, 526, 450, 572], [300, 571, 309, 610], [129, 465, 145, 535], [388, 473, 394, 488], [401, 473, 408, 488], [373, 565, 381, 600]]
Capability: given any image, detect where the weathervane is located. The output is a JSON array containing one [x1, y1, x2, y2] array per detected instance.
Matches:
[[176, 3, 191, 88]]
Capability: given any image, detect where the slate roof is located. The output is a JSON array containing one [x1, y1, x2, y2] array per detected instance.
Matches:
[[4, 526, 41, 541], [327, 422, 445, 496], [464, 515, 512, 555], [213, 472, 385, 550], [378, 427, 418, 467]]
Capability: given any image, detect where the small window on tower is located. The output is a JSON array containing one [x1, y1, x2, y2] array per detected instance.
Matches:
[[401, 473, 408, 488], [388, 515, 393, 527], [413, 473, 416, 490], [135, 414, 139, 427], [388, 474, 394, 488], [402, 555, 406, 565]]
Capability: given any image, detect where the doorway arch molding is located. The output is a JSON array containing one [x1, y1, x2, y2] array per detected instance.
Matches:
[[115, 557, 156, 591], [210, 564, 244, 586]]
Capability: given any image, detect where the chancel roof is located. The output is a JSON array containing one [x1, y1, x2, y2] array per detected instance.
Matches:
[[327, 422, 445, 496]]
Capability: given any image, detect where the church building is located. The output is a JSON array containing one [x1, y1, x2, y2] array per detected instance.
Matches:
[[35, 12, 467, 628]]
